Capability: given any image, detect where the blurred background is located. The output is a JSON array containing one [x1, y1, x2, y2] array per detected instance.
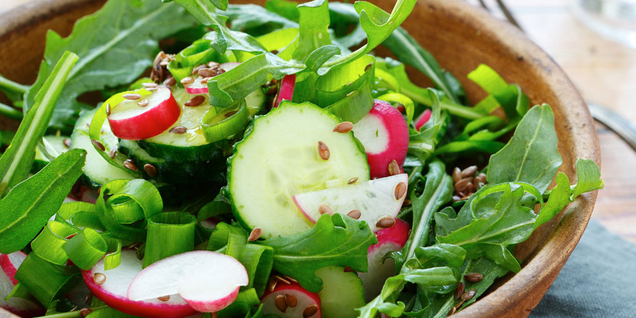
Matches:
[[1, 0, 635, 243]]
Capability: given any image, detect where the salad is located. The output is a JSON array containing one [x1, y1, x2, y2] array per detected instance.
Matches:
[[0, 0, 604, 317]]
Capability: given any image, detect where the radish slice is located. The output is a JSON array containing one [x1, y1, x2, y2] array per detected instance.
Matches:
[[108, 86, 181, 141], [185, 63, 240, 95], [294, 174, 408, 232], [1, 252, 45, 317], [358, 219, 410, 301], [352, 100, 409, 178], [261, 281, 321, 318], [415, 109, 432, 131], [127, 251, 248, 313], [274, 74, 296, 108], [82, 249, 196, 318]]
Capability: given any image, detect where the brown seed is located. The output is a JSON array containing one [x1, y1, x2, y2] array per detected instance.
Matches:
[[157, 295, 170, 302], [388, 160, 400, 176], [274, 295, 288, 313], [275, 275, 291, 285], [192, 64, 207, 75], [347, 177, 358, 184], [63, 138, 72, 148], [303, 304, 319, 318], [285, 294, 298, 307], [91, 139, 105, 152], [454, 178, 472, 193], [137, 99, 149, 107], [376, 216, 396, 229], [318, 141, 330, 160], [447, 306, 456, 317], [106, 103, 111, 116], [93, 273, 106, 285], [208, 61, 221, 68], [284, 275, 298, 283], [318, 204, 333, 215], [452, 167, 462, 183], [65, 233, 77, 240], [347, 210, 362, 219], [181, 76, 193, 85], [199, 68, 223, 78], [454, 282, 465, 300], [344, 266, 355, 272], [142, 82, 158, 89], [465, 273, 483, 283], [79, 308, 92, 318], [464, 182, 476, 195], [201, 77, 210, 84], [461, 289, 477, 301], [403, 199, 411, 206], [333, 121, 354, 133], [108, 148, 117, 159], [124, 159, 138, 172], [170, 126, 188, 134], [144, 164, 158, 178], [267, 276, 278, 292], [365, 63, 373, 72], [474, 173, 487, 186], [225, 110, 237, 118], [164, 77, 176, 86], [185, 95, 206, 107], [461, 165, 478, 178], [123, 93, 142, 100], [248, 227, 262, 241], [394, 182, 407, 200]]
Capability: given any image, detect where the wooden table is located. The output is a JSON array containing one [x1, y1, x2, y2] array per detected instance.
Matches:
[[1, 0, 635, 243]]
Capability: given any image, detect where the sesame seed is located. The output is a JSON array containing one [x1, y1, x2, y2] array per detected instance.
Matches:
[[376, 216, 396, 229], [122, 93, 142, 100], [137, 99, 149, 107], [303, 304, 319, 318], [394, 182, 407, 200], [185, 95, 205, 107], [248, 227, 262, 241], [157, 295, 170, 302], [347, 210, 361, 219], [169, 126, 187, 134], [275, 295, 288, 313], [124, 159, 138, 172], [93, 273, 106, 285], [318, 141, 330, 160], [285, 294, 298, 307], [91, 139, 105, 152], [319, 204, 333, 215], [144, 164, 157, 178], [333, 121, 354, 133]]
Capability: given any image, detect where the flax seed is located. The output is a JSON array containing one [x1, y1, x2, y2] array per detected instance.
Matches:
[[248, 227, 262, 241], [461, 289, 476, 301], [285, 294, 298, 307], [284, 275, 298, 283], [274, 295, 288, 313], [303, 304, 319, 317], [395, 182, 407, 200], [333, 121, 354, 133], [452, 167, 462, 183], [455, 282, 465, 300], [144, 164, 157, 178], [454, 178, 472, 193], [124, 159, 138, 172], [317, 141, 330, 160], [267, 276, 278, 292], [347, 210, 361, 219], [348, 177, 358, 184], [108, 149, 117, 159], [157, 295, 170, 302], [376, 216, 396, 229], [181, 76, 194, 85], [465, 273, 483, 283], [170, 126, 187, 134], [79, 308, 92, 318], [164, 77, 176, 87], [461, 166, 478, 178], [185, 95, 205, 107], [388, 160, 400, 176], [93, 273, 106, 285], [319, 204, 333, 215], [63, 138, 72, 148], [91, 139, 105, 152]]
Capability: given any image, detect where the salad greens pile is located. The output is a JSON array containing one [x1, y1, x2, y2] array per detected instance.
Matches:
[[0, 0, 603, 317]]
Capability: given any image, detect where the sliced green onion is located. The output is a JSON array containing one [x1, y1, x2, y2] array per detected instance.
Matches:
[[168, 39, 233, 83], [239, 244, 274, 296], [15, 253, 80, 307], [197, 200, 232, 236], [64, 228, 108, 270], [95, 179, 163, 242], [207, 222, 248, 257], [377, 92, 415, 125], [217, 288, 261, 317], [56, 201, 105, 231], [375, 68, 401, 92], [103, 237, 122, 270], [201, 100, 249, 143], [143, 212, 196, 268], [257, 28, 299, 61], [5, 282, 32, 302], [31, 220, 78, 265]]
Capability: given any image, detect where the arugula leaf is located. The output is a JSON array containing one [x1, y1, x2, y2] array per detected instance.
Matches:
[[0, 74, 29, 103], [25, 0, 196, 131], [572, 158, 604, 199], [392, 160, 454, 270], [265, 0, 300, 21], [468, 64, 529, 121], [487, 104, 563, 194], [226, 4, 298, 31], [0, 51, 78, 196], [259, 214, 377, 292], [0, 149, 86, 254], [0, 102, 23, 121], [293, 0, 332, 62], [407, 90, 450, 163]]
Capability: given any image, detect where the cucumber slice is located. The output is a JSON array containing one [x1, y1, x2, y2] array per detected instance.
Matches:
[[227, 102, 369, 238], [315, 266, 366, 318], [33, 135, 70, 172], [71, 109, 135, 188]]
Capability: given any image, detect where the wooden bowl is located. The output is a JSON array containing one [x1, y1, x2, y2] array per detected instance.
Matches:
[[0, 0, 600, 317]]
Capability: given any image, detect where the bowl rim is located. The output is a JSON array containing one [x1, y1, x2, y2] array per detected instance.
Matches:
[[0, 0, 600, 317]]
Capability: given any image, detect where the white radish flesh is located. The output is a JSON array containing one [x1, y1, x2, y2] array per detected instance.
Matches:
[[261, 281, 321, 318], [1, 252, 45, 317]]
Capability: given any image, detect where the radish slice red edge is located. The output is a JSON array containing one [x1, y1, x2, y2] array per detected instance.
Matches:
[[1, 252, 46, 317], [108, 86, 181, 141], [415, 109, 432, 131], [274, 74, 296, 108], [185, 63, 241, 95], [261, 281, 321, 317]]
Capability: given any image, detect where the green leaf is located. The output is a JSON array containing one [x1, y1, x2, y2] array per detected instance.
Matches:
[[434, 140, 505, 155], [487, 104, 563, 194], [0, 51, 78, 196], [0, 74, 29, 103], [293, 0, 332, 62], [393, 160, 454, 271], [226, 4, 298, 31], [383, 28, 463, 104], [572, 158, 604, 199], [467, 64, 528, 121], [265, 0, 300, 21], [0, 149, 86, 254], [356, 276, 407, 318], [25, 0, 196, 131], [259, 214, 377, 292], [407, 90, 450, 163], [14, 253, 81, 307], [457, 257, 508, 308], [209, 0, 228, 10]]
